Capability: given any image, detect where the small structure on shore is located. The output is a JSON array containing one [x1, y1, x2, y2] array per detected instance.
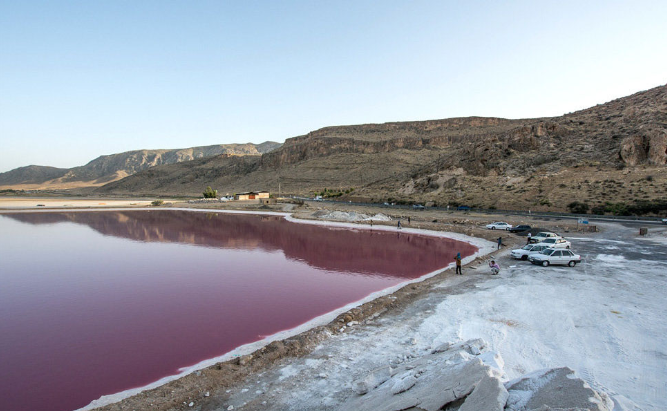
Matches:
[[234, 191, 270, 201]]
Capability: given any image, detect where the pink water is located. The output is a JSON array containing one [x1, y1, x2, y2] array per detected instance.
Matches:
[[0, 210, 477, 411]]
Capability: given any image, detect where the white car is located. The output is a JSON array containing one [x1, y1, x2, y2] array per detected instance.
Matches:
[[529, 232, 561, 243], [486, 222, 513, 230], [533, 237, 571, 249], [529, 248, 581, 267], [511, 244, 551, 260]]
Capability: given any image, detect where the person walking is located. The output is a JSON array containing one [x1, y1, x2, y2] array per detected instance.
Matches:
[[489, 260, 500, 275], [497, 236, 502, 250], [454, 253, 462, 275], [397, 220, 402, 230], [408, 216, 411, 224]]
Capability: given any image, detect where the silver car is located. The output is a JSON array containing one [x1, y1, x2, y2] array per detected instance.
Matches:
[[533, 237, 571, 249], [529, 248, 582, 267], [511, 244, 550, 260]]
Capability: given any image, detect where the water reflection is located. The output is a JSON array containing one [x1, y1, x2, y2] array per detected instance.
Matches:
[[5, 210, 477, 278]]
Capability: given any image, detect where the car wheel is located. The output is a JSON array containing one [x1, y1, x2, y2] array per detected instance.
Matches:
[[491, 227, 495, 230], [568, 261, 576, 267], [542, 260, 549, 267], [522, 255, 528, 260], [567, 245, 570, 249]]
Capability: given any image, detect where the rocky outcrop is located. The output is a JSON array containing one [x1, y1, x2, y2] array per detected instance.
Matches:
[[619, 130, 667, 166], [342, 339, 612, 411]]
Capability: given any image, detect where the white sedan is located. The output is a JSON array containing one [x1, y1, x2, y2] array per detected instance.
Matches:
[[510, 244, 551, 260], [486, 222, 513, 230], [529, 231, 561, 243], [533, 237, 571, 249], [529, 248, 581, 267]]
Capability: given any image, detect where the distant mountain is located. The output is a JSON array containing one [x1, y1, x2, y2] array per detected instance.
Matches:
[[0, 165, 68, 186], [0, 142, 282, 190], [98, 84, 667, 213]]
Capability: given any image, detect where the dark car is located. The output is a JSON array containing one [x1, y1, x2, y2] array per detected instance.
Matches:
[[457, 206, 471, 211], [412, 204, 425, 210], [509, 225, 531, 233]]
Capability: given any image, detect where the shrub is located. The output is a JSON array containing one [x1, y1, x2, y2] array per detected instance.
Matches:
[[567, 201, 589, 214], [591, 205, 606, 215], [605, 202, 630, 216], [151, 200, 164, 206], [203, 186, 218, 198]]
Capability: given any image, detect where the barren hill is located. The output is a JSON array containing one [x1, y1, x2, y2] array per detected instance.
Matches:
[[98, 84, 667, 213], [0, 142, 282, 190], [0, 165, 69, 186]]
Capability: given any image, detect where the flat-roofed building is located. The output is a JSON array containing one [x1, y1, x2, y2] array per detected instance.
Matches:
[[234, 191, 270, 201]]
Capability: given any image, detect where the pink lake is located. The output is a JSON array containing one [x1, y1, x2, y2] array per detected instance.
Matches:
[[0, 210, 477, 411]]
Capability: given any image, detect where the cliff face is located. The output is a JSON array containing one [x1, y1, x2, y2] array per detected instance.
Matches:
[[261, 84, 666, 176]]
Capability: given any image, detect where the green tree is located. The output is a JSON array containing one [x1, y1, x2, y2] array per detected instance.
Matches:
[[203, 186, 218, 198]]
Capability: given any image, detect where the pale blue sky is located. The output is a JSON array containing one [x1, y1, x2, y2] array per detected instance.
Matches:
[[1, 1, 666, 172]]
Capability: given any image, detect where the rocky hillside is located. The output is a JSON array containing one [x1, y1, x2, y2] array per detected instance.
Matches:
[[0, 142, 282, 190], [98, 84, 667, 213]]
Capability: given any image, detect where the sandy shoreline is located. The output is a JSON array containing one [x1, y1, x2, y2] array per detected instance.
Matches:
[[0, 197, 156, 209], [67, 209, 495, 411]]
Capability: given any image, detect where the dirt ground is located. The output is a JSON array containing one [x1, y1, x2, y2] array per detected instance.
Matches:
[[79, 200, 596, 411]]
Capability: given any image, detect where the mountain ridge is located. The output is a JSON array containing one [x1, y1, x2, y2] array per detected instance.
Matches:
[[0, 142, 282, 189], [98, 83, 667, 212]]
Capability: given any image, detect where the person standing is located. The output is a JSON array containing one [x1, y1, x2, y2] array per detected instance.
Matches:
[[454, 253, 462, 275], [526, 232, 532, 244], [497, 236, 502, 249], [408, 216, 411, 224]]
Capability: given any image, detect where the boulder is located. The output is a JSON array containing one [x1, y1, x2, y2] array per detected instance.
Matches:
[[459, 373, 508, 411], [505, 367, 611, 411]]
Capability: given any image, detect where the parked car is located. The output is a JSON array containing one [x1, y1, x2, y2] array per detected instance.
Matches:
[[509, 225, 531, 233], [412, 204, 425, 210], [529, 232, 561, 243], [533, 237, 571, 249], [510, 244, 551, 260], [529, 248, 582, 267], [662, 218, 667, 225], [486, 222, 513, 230], [457, 206, 471, 211]]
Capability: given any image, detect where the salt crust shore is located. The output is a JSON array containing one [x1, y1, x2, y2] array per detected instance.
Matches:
[[3, 207, 494, 411]]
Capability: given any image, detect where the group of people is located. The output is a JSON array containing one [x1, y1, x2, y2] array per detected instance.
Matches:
[[454, 253, 500, 275]]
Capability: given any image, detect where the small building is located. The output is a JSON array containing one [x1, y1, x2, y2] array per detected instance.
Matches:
[[234, 191, 270, 201]]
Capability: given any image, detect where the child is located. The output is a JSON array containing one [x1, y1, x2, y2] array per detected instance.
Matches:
[[489, 260, 500, 275]]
